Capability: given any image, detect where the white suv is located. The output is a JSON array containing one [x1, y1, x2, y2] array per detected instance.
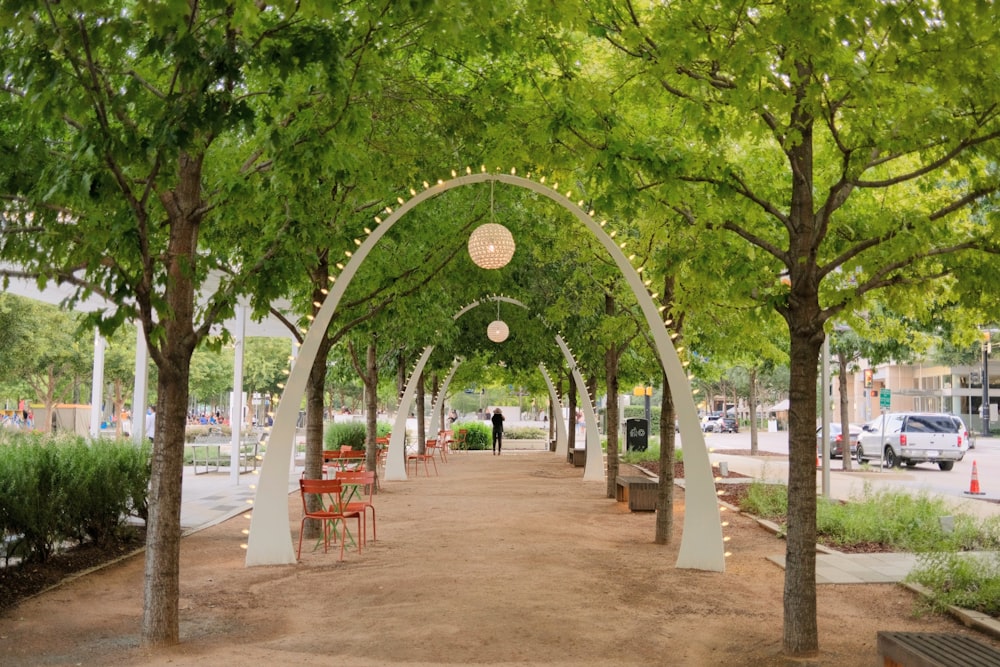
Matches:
[[856, 412, 966, 471]]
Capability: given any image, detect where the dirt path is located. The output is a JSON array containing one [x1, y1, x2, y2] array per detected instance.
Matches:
[[1, 449, 996, 666]]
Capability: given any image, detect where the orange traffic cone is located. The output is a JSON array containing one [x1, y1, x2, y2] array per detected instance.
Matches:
[[964, 460, 985, 496]]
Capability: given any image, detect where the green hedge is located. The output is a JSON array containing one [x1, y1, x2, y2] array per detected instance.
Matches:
[[323, 421, 392, 450], [455, 421, 490, 450], [0, 432, 150, 563]]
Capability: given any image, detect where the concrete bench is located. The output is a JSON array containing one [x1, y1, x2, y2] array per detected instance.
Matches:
[[615, 475, 658, 511], [568, 448, 586, 467], [877, 631, 1000, 666]]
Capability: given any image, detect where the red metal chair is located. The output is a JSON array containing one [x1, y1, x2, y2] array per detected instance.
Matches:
[[407, 439, 439, 476], [335, 470, 377, 544], [297, 478, 363, 562], [436, 430, 451, 463]]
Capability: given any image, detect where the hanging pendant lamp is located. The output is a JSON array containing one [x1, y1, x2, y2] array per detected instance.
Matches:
[[468, 181, 515, 270], [487, 300, 509, 343]]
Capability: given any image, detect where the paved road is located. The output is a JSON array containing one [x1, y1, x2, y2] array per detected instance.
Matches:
[[683, 428, 1000, 514]]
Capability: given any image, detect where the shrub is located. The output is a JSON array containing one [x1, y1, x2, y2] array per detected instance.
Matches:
[[323, 421, 392, 450], [741, 480, 788, 520], [504, 426, 547, 439], [908, 551, 1000, 617], [0, 432, 150, 563], [457, 421, 490, 450], [621, 445, 683, 465]]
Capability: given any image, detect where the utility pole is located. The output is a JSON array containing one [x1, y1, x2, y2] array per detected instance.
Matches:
[[983, 332, 991, 437]]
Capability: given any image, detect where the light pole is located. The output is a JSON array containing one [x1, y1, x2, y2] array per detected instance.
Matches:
[[983, 332, 991, 437]]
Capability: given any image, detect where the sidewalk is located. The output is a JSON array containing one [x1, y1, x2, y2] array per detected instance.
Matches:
[[179, 466, 298, 533]]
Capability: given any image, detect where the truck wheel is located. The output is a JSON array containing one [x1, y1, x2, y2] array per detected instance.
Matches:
[[938, 461, 954, 471], [883, 446, 898, 468]]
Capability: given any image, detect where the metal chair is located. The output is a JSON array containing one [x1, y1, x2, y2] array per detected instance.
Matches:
[[297, 478, 363, 561]]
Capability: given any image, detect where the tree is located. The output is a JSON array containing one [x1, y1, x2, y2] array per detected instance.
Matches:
[[0, 294, 91, 429], [0, 2, 365, 645], [575, 1, 1000, 656]]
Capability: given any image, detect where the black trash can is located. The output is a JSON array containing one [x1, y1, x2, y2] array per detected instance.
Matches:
[[625, 418, 649, 452]]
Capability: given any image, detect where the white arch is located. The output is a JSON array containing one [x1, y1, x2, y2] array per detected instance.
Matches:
[[451, 296, 600, 474], [429, 358, 462, 436], [383, 346, 435, 481], [246, 171, 723, 572], [538, 364, 569, 455]]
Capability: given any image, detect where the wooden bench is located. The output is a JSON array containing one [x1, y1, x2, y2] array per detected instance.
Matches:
[[568, 448, 586, 467], [615, 475, 658, 511], [877, 631, 1000, 666]]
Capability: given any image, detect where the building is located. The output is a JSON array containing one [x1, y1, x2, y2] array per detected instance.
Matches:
[[833, 361, 992, 431]]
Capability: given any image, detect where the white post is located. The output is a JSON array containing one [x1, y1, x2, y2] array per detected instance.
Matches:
[[821, 335, 830, 498], [132, 326, 149, 445], [89, 330, 106, 438], [230, 302, 247, 484]]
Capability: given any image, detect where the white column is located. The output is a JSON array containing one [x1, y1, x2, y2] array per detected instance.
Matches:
[[132, 326, 149, 445], [89, 330, 106, 438], [229, 302, 247, 484]]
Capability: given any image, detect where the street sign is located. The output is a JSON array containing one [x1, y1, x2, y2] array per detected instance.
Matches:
[[879, 388, 891, 410]]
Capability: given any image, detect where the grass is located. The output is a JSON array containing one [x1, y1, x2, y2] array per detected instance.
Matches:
[[620, 444, 682, 465], [907, 551, 1000, 617], [735, 480, 1000, 616]]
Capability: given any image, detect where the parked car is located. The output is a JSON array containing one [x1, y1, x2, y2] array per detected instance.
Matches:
[[701, 414, 738, 433], [816, 423, 861, 459], [951, 416, 973, 450], [716, 417, 739, 433], [701, 413, 722, 432], [856, 412, 965, 470]]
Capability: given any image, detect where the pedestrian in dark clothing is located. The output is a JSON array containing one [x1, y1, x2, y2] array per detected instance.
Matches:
[[491, 407, 504, 455]]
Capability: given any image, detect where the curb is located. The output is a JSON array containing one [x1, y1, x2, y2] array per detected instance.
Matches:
[[901, 581, 1000, 642]]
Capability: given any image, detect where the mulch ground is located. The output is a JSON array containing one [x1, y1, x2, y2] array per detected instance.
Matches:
[[0, 448, 883, 612], [0, 527, 146, 611]]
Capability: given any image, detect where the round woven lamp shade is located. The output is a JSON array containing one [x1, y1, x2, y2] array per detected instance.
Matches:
[[487, 319, 509, 343], [468, 223, 515, 270]]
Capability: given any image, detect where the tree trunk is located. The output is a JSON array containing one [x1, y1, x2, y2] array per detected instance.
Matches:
[[114, 378, 124, 437], [567, 373, 577, 451], [749, 367, 759, 455], [416, 372, 426, 454], [838, 352, 853, 472], [604, 294, 620, 499], [140, 150, 208, 647], [655, 369, 675, 544], [782, 326, 823, 656], [365, 342, 379, 478], [604, 354, 620, 498], [305, 334, 333, 481], [302, 332, 332, 539]]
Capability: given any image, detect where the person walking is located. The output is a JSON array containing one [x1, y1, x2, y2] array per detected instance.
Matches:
[[145, 405, 156, 443], [491, 407, 504, 455]]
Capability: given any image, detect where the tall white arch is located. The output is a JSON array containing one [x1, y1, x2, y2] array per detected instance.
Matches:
[[246, 171, 723, 572], [429, 358, 462, 436], [538, 364, 569, 455], [451, 296, 601, 475], [382, 346, 433, 481]]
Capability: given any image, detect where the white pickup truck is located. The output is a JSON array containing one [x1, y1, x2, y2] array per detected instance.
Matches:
[[856, 412, 966, 471]]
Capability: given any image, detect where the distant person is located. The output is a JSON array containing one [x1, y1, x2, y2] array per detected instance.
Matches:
[[491, 407, 505, 456], [145, 406, 156, 443], [576, 409, 584, 436]]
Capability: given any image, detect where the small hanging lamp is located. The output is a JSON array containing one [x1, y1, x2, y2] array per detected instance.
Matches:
[[487, 300, 509, 343]]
